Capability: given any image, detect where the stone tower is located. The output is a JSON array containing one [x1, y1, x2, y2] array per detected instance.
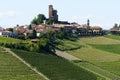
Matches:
[[87, 19, 90, 29], [49, 5, 58, 22], [49, 5, 53, 20]]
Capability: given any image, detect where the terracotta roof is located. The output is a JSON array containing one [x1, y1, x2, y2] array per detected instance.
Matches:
[[91, 26, 102, 29], [77, 26, 85, 28], [25, 30, 32, 33], [52, 28, 60, 31], [110, 27, 120, 31], [0, 29, 3, 32], [31, 39, 39, 42], [36, 29, 44, 33], [18, 28, 26, 33], [76, 24, 88, 29]]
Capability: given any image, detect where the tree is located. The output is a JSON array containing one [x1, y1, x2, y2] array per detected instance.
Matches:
[[38, 38, 47, 49], [38, 31, 56, 53], [118, 24, 120, 28], [32, 30, 37, 38], [114, 23, 118, 28], [26, 33, 33, 39], [6, 28, 13, 32], [31, 17, 37, 25], [31, 14, 46, 25], [56, 28, 64, 39], [17, 34, 25, 40], [46, 20, 54, 25], [37, 14, 46, 24], [28, 24, 32, 30], [26, 30, 37, 39]]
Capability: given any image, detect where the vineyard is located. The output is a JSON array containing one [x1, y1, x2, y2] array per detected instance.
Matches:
[[56, 39, 82, 51], [0, 35, 120, 80], [12, 49, 102, 80], [57, 36, 120, 80], [0, 47, 45, 80]]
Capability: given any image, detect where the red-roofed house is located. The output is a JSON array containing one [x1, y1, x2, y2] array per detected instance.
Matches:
[[91, 26, 102, 32]]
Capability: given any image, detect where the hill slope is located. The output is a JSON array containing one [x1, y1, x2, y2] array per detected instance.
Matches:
[[0, 47, 45, 80], [57, 37, 120, 79], [12, 49, 101, 80]]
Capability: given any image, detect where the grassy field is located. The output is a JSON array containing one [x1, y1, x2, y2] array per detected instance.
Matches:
[[0, 36, 22, 43], [104, 34, 120, 40], [12, 49, 102, 80], [72, 61, 120, 80], [91, 44, 120, 55], [67, 46, 120, 62], [57, 36, 120, 79], [89, 43, 120, 76], [93, 61, 120, 76], [1, 36, 120, 80], [56, 39, 82, 51], [0, 47, 45, 80], [79, 36, 120, 44]]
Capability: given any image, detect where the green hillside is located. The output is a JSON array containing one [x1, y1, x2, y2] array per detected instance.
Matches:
[[1, 35, 120, 80], [0, 36, 22, 43], [12, 49, 101, 80], [56, 39, 82, 51], [67, 46, 120, 62], [79, 36, 120, 44], [91, 44, 120, 55], [0, 47, 45, 80], [57, 36, 120, 80], [104, 34, 120, 40], [94, 61, 120, 76]]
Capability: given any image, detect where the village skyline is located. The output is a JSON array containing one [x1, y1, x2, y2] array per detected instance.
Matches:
[[1, 0, 120, 29]]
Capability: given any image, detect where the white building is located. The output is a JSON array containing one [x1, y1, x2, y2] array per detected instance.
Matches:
[[0, 31, 13, 37]]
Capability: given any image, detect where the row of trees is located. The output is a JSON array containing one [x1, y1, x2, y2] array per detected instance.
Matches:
[[37, 29, 78, 53], [56, 28, 78, 41], [0, 30, 62, 54]]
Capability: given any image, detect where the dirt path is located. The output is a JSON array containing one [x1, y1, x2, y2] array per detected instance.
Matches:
[[55, 49, 81, 61], [4, 48, 49, 80]]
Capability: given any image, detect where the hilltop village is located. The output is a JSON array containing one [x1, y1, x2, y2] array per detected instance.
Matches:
[[0, 4, 120, 80], [0, 5, 105, 39]]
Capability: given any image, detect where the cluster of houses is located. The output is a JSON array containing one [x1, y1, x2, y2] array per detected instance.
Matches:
[[0, 5, 105, 38], [0, 20, 104, 38], [110, 27, 120, 34], [0, 27, 13, 37], [1, 5, 120, 38]]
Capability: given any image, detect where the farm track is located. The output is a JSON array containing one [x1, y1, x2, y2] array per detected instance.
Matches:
[[55, 49, 81, 60], [4, 48, 49, 80]]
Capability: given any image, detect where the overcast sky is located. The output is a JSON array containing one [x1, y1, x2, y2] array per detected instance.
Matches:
[[0, 0, 120, 29]]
